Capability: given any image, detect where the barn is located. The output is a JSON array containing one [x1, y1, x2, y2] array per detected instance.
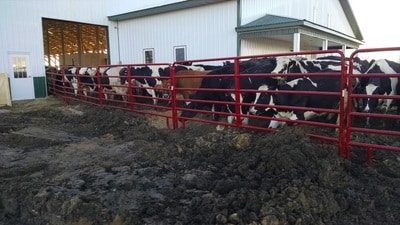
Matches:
[[0, 0, 363, 101]]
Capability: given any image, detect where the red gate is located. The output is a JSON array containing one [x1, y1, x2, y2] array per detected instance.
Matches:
[[347, 47, 400, 164]]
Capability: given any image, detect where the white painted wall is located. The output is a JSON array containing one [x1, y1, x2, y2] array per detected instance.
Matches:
[[241, 39, 291, 56], [0, 0, 110, 78], [115, 1, 237, 64]]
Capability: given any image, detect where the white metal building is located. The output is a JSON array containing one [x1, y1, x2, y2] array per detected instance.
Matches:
[[108, 0, 363, 63], [0, 0, 363, 101], [0, 0, 110, 101]]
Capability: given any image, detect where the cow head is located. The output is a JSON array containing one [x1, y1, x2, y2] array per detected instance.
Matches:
[[249, 85, 277, 117], [360, 84, 386, 113]]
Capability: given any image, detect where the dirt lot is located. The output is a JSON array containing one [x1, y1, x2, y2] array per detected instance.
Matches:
[[1, 96, 400, 225]]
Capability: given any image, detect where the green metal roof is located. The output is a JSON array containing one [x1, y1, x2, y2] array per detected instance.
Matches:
[[243, 14, 301, 27], [108, 0, 230, 21]]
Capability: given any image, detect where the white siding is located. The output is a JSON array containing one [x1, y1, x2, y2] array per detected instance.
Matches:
[[116, 1, 237, 64], [0, 0, 110, 77], [240, 0, 355, 37], [241, 39, 291, 56]]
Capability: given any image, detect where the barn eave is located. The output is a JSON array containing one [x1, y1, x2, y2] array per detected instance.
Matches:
[[108, 0, 232, 21], [236, 14, 364, 48]]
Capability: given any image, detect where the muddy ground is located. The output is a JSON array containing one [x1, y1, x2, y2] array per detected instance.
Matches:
[[1, 96, 400, 225]]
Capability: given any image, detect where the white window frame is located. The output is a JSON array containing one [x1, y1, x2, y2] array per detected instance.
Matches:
[[174, 45, 186, 62], [143, 48, 154, 64]]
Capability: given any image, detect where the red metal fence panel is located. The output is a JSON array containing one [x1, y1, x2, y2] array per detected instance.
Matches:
[[347, 47, 400, 164], [45, 48, 400, 165]]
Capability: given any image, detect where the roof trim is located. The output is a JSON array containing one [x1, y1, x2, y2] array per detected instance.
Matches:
[[108, 0, 231, 21], [339, 0, 363, 41], [236, 14, 363, 46]]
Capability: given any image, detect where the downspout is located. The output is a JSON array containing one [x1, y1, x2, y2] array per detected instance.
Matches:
[[236, 0, 241, 56]]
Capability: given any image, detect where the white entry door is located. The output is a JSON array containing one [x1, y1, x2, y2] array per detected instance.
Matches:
[[8, 53, 35, 100]]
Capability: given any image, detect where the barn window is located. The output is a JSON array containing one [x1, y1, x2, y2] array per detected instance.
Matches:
[[174, 46, 186, 62], [144, 49, 154, 64], [12, 56, 27, 78]]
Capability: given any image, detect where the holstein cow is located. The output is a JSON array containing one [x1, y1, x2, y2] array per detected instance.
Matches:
[[356, 59, 400, 126], [308, 56, 373, 112], [101, 66, 129, 102], [249, 56, 347, 129], [249, 77, 339, 128], [130, 64, 205, 105], [60, 66, 98, 97], [62, 66, 79, 95], [179, 57, 290, 125], [77, 67, 97, 98]]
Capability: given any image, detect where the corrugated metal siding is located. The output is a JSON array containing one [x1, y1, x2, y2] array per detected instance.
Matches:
[[241, 38, 291, 56], [116, 1, 237, 64], [0, 0, 110, 78], [240, 0, 354, 37]]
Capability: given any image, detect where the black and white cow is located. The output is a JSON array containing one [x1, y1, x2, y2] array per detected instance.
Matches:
[[355, 59, 400, 126], [77, 67, 97, 98], [60, 66, 99, 97], [249, 75, 341, 128], [101, 66, 129, 101], [129, 64, 205, 105], [358, 59, 400, 113], [179, 57, 291, 124], [248, 56, 349, 129], [62, 67, 79, 95]]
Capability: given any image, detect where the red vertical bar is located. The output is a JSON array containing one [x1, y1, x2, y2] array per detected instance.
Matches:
[[346, 52, 357, 160], [234, 58, 241, 126], [337, 52, 347, 159], [77, 67, 82, 100], [127, 66, 134, 111], [170, 65, 178, 129], [61, 67, 68, 105], [97, 67, 104, 106], [366, 147, 373, 166]]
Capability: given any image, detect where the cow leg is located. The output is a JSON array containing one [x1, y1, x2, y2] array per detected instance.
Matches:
[[268, 114, 284, 129], [211, 104, 221, 121], [242, 111, 249, 125], [72, 82, 78, 96], [148, 89, 158, 105], [365, 116, 372, 128]]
